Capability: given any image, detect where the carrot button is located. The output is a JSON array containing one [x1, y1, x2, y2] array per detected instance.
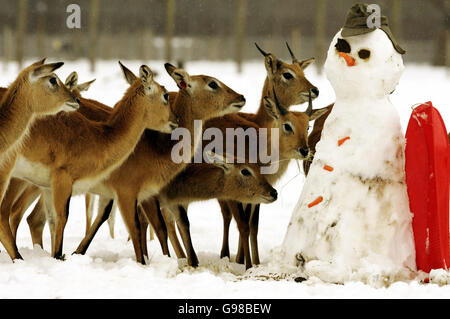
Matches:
[[323, 165, 334, 172], [338, 136, 350, 146], [308, 196, 323, 208]]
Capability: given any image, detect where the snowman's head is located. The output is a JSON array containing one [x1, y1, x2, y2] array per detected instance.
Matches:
[[324, 28, 404, 99]]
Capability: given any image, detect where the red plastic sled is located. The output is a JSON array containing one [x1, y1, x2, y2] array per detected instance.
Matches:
[[405, 101, 450, 273]]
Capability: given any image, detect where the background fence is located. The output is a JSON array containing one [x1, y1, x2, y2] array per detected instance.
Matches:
[[0, 0, 449, 71]]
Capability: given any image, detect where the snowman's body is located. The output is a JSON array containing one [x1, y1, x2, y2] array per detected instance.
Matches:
[[281, 29, 416, 283]]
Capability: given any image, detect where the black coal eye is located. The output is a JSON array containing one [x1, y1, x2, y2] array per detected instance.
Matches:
[[49, 77, 57, 85], [335, 38, 351, 53], [208, 81, 219, 89], [283, 123, 293, 132], [163, 93, 169, 101], [241, 169, 251, 176], [283, 72, 293, 80], [358, 49, 371, 59]]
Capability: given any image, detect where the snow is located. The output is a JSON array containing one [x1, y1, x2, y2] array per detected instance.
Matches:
[[0, 57, 449, 298]]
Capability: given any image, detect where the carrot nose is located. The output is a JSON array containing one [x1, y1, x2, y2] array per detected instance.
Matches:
[[338, 52, 355, 67]]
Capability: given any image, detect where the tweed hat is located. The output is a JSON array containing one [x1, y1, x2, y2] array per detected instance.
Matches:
[[341, 3, 406, 54]]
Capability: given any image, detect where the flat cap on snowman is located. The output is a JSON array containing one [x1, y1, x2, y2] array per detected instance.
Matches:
[[340, 3, 405, 55]]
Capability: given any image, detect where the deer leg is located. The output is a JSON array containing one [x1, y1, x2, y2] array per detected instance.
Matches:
[[26, 195, 47, 248], [139, 198, 170, 256], [249, 204, 260, 265], [10, 184, 40, 241], [84, 193, 94, 236], [137, 206, 149, 258], [116, 192, 145, 265], [173, 205, 198, 267], [107, 201, 116, 239], [219, 200, 232, 259], [49, 172, 73, 260], [231, 202, 252, 269], [0, 168, 23, 260], [160, 205, 186, 259], [73, 197, 114, 255], [235, 203, 253, 264]]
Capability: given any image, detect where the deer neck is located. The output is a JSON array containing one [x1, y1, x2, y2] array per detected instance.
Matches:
[[254, 77, 276, 127], [172, 91, 203, 156], [163, 165, 224, 203], [103, 83, 149, 164], [0, 81, 33, 156]]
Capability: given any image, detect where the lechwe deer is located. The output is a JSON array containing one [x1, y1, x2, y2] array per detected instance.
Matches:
[[138, 89, 328, 269], [79, 43, 326, 268], [0, 63, 178, 261], [54, 62, 246, 265], [213, 43, 327, 269], [0, 60, 80, 256], [149, 151, 278, 267], [4, 72, 101, 245]]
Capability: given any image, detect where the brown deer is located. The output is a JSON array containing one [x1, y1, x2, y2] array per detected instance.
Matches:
[[77, 44, 326, 268], [152, 152, 278, 267], [6, 72, 102, 245], [0, 63, 177, 261], [0, 60, 81, 259], [139, 89, 328, 269], [211, 43, 328, 269], [64, 62, 247, 265]]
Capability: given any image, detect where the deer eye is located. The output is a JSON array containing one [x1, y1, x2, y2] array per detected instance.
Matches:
[[358, 49, 371, 59], [163, 93, 169, 101], [282, 72, 294, 80], [49, 77, 58, 86], [335, 38, 351, 53], [208, 81, 219, 90], [283, 123, 293, 133], [240, 168, 252, 176]]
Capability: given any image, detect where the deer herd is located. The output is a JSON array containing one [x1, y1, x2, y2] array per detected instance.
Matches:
[[0, 43, 330, 271]]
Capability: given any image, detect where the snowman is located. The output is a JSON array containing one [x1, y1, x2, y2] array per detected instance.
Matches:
[[281, 4, 416, 284]]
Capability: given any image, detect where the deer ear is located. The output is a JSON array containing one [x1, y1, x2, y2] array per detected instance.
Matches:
[[264, 54, 282, 77], [77, 79, 96, 92], [164, 63, 192, 91], [64, 71, 78, 90], [308, 106, 331, 121], [32, 62, 64, 79], [139, 65, 154, 85], [298, 57, 315, 70], [30, 58, 47, 67], [262, 96, 280, 120], [118, 61, 137, 85]]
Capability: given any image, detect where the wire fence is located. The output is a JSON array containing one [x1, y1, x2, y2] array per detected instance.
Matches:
[[0, 0, 449, 71]]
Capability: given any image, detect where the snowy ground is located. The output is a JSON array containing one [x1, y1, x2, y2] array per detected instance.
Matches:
[[0, 59, 449, 298]]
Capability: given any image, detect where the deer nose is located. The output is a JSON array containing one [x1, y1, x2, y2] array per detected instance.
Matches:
[[299, 147, 309, 157], [270, 189, 278, 200], [310, 87, 319, 97]]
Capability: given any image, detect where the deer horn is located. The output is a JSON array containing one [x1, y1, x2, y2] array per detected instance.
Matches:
[[272, 86, 288, 116], [286, 42, 298, 64], [254, 42, 269, 57], [305, 89, 313, 117]]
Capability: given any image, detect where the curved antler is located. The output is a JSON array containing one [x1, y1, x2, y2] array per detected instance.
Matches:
[[286, 42, 298, 64], [254, 42, 269, 57], [272, 86, 288, 116]]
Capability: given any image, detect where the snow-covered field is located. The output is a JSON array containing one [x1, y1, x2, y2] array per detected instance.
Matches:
[[0, 59, 449, 299]]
